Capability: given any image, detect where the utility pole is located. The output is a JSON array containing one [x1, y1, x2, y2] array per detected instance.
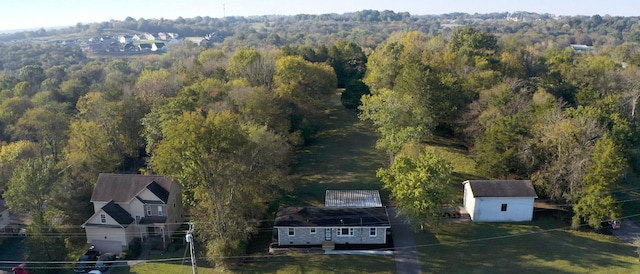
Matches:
[[186, 222, 197, 274]]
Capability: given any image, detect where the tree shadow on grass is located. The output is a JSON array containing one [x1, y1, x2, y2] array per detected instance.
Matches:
[[238, 253, 396, 274], [417, 212, 639, 273]]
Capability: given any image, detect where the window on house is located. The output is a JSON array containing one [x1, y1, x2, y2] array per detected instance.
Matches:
[[310, 228, 316, 234], [147, 205, 152, 216], [158, 206, 163, 216], [337, 228, 354, 236], [173, 198, 176, 208], [288, 228, 295, 236], [100, 214, 106, 223], [135, 216, 141, 224], [501, 204, 508, 212], [369, 228, 376, 237]]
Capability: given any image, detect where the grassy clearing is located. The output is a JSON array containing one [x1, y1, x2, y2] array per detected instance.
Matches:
[[284, 93, 388, 207], [416, 212, 640, 273], [235, 253, 395, 273]]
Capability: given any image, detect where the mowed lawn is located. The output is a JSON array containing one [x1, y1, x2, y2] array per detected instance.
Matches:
[[416, 213, 640, 273], [282, 92, 389, 206]]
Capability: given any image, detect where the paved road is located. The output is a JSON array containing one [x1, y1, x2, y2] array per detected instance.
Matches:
[[388, 207, 421, 274], [611, 219, 640, 246]]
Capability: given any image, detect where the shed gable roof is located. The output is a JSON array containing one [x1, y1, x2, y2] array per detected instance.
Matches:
[[91, 173, 175, 203], [465, 180, 538, 198], [274, 207, 390, 227], [325, 190, 382, 207]]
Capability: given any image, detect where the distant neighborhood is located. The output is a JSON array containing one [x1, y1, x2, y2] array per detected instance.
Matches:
[[47, 32, 224, 54]]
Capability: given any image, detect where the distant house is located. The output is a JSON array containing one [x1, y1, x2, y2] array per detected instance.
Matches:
[[273, 207, 390, 246], [123, 43, 137, 51], [157, 32, 168, 40], [82, 173, 184, 254], [185, 37, 210, 47], [138, 43, 152, 52], [132, 34, 142, 41], [325, 190, 382, 207], [119, 35, 133, 44], [463, 180, 538, 222], [152, 42, 166, 52], [142, 33, 155, 40], [167, 32, 179, 39], [570, 44, 594, 52]]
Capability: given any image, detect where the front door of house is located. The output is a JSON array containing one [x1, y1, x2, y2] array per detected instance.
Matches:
[[325, 228, 331, 241]]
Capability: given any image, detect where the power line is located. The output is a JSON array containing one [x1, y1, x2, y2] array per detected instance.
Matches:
[[7, 211, 640, 268]]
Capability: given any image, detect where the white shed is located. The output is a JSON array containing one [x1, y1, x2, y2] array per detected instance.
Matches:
[[463, 180, 537, 222]]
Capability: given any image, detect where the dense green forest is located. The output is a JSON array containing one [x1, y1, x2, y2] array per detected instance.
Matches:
[[2, 10, 640, 270]]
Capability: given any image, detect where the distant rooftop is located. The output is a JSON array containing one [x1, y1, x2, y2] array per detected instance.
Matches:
[[325, 190, 382, 207]]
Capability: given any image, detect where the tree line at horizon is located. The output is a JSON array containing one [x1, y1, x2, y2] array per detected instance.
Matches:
[[0, 12, 639, 270]]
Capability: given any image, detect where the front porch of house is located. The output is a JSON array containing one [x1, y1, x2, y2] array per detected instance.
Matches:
[[138, 222, 170, 250]]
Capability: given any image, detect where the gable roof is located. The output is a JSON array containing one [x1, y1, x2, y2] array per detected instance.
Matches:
[[325, 190, 382, 207], [146, 181, 169, 203], [91, 173, 175, 203], [102, 201, 134, 225], [464, 180, 537, 198], [274, 207, 390, 227]]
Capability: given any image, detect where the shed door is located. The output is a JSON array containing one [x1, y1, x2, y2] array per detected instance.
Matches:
[[325, 228, 331, 241]]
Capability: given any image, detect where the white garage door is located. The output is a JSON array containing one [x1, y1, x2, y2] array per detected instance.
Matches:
[[91, 240, 122, 254]]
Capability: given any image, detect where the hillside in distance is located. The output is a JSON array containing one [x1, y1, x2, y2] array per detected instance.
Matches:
[[2, 10, 640, 51]]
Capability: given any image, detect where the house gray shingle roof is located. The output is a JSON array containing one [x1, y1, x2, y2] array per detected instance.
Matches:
[[102, 200, 134, 226], [325, 190, 382, 207], [91, 173, 174, 203], [274, 207, 390, 227], [464, 180, 538, 198]]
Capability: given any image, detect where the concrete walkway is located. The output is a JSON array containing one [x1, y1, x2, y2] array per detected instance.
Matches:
[[388, 207, 421, 274]]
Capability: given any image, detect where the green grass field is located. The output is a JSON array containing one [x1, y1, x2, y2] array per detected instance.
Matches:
[[417, 213, 640, 273], [127, 92, 640, 273]]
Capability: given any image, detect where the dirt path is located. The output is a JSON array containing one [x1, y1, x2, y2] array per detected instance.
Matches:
[[388, 207, 421, 274]]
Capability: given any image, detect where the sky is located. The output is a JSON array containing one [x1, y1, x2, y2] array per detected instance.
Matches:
[[1, 0, 639, 32]]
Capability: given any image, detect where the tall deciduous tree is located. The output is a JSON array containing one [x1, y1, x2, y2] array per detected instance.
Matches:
[[8, 103, 71, 161], [340, 80, 371, 109], [572, 134, 626, 228], [4, 157, 58, 219], [0, 140, 40, 190], [274, 55, 337, 108], [378, 150, 454, 231], [359, 88, 434, 156], [133, 69, 183, 107], [152, 111, 290, 263]]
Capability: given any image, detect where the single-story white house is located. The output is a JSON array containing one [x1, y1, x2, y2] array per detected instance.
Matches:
[[273, 207, 390, 246], [463, 180, 538, 222]]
